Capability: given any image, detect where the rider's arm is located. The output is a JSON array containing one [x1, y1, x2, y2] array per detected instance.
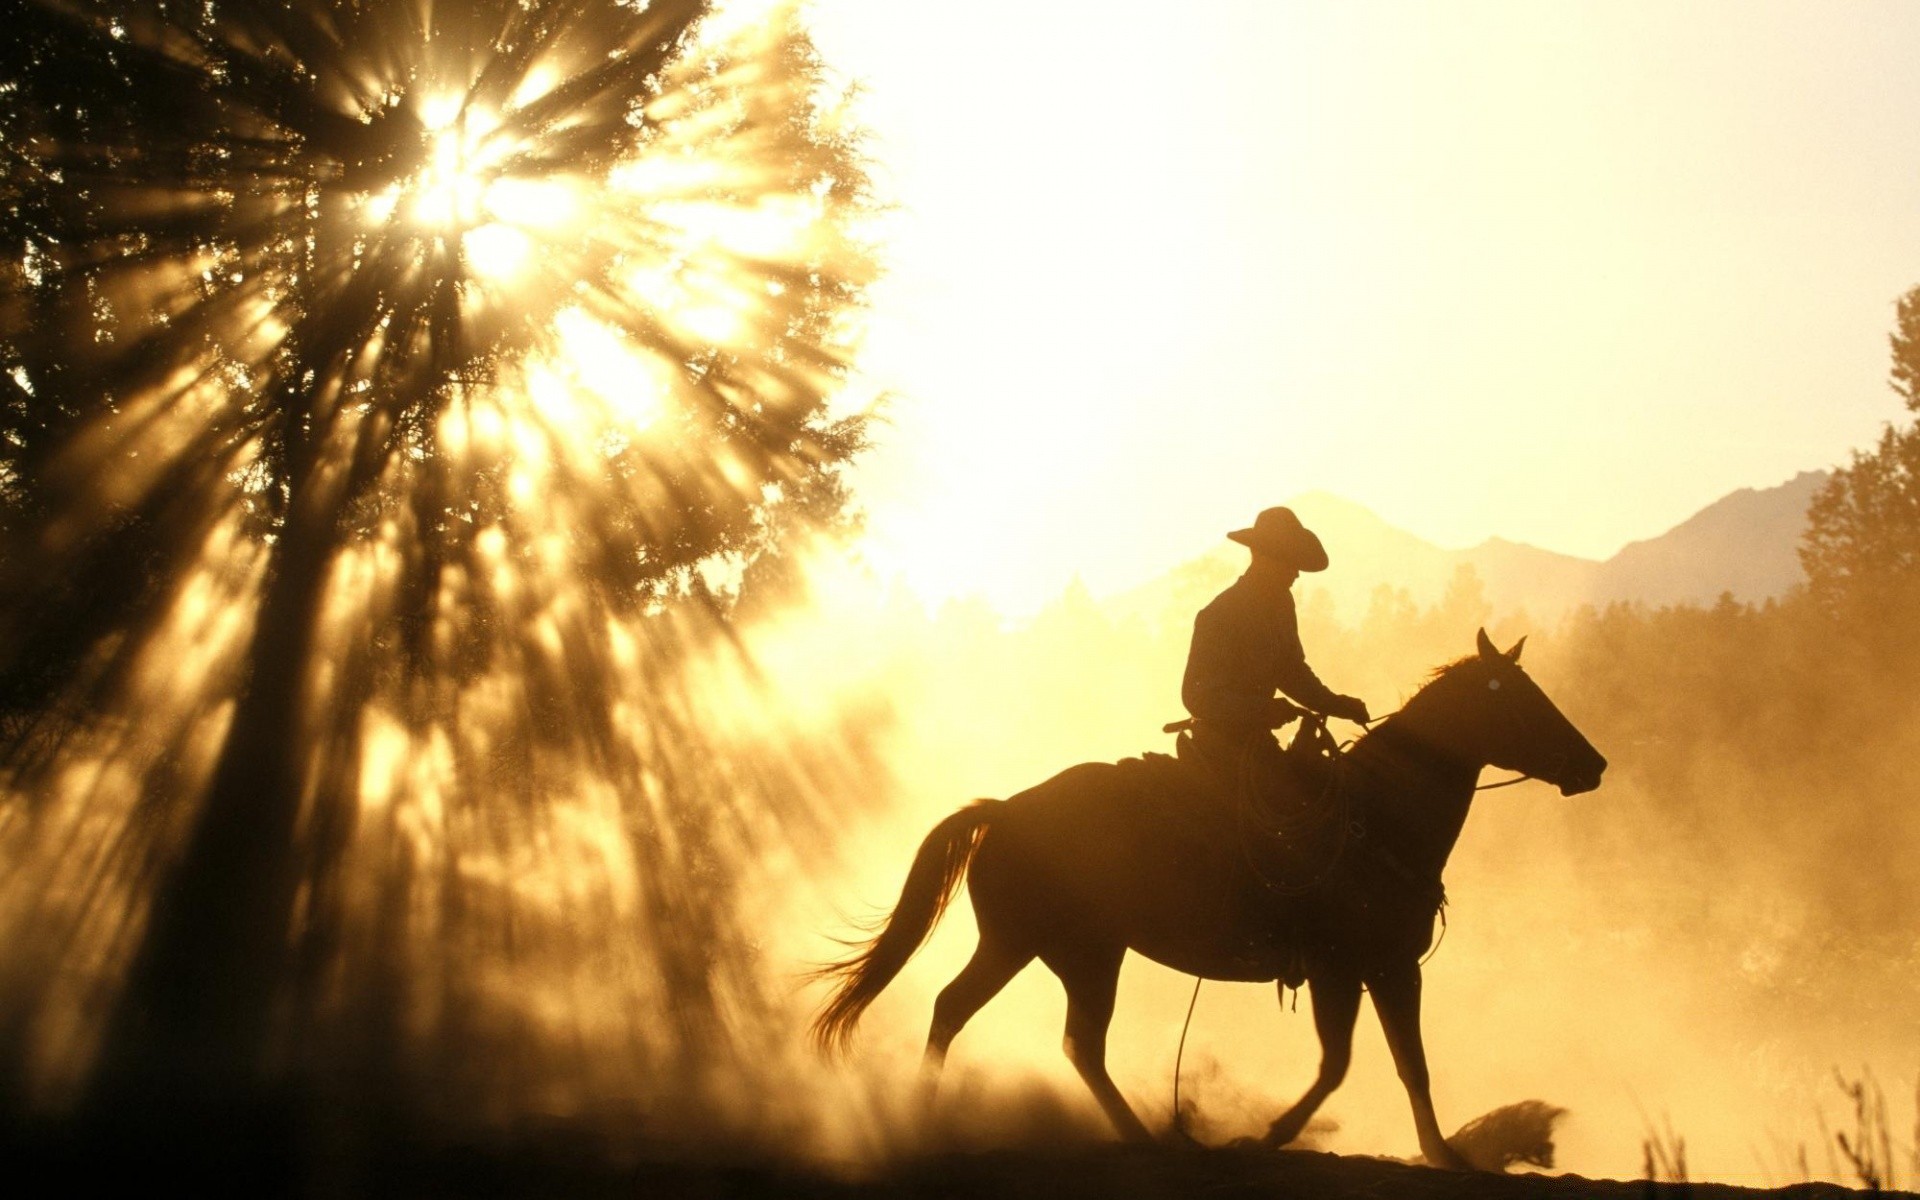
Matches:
[[1271, 594, 1344, 715]]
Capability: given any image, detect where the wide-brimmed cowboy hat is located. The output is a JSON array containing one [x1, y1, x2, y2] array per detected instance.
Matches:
[[1227, 506, 1328, 572]]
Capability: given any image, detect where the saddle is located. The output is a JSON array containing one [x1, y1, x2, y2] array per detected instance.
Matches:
[[1129, 715, 1354, 897], [1108, 721, 1349, 986]]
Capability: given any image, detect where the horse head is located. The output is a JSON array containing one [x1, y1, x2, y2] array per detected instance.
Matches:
[[1415, 628, 1607, 796]]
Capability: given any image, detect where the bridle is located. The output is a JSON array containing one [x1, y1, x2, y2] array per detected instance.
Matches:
[[1170, 702, 1541, 1138], [1346, 707, 1540, 793], [1170, 684, 1569, 1135]]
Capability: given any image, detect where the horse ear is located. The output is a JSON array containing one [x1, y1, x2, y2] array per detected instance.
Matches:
[[1476, 628, 1498, 659], [1506, 635, 1527, 663]]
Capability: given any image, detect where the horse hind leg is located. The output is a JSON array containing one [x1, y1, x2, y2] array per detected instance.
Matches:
[[923, 932, 1030, 1079], [1049, 944, 1152, 1143]]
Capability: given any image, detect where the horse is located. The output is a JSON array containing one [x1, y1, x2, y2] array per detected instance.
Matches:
[[810, 629, 1606, 1168]]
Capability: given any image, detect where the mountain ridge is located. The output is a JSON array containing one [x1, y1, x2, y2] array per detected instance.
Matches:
[[1104, 471, 1830, 629]]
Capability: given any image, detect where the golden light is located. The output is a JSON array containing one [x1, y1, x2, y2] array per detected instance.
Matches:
[[463, 223, 536, 279], [405, 99, 502, 230], [553, 307, 670, 429], [1, 0, 881, 1130], [375, 92, 576, 285], [413, 131, 484, 228], [485, 178, 581, 232]]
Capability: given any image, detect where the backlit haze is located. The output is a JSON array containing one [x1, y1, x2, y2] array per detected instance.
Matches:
[[766, 3, 1920, 1186], [812, 0, 1920, 613], [2, 0, 1917, 1190]]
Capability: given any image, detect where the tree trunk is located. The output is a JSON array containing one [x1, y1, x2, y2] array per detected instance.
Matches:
[[84, 497, 337, 1132]]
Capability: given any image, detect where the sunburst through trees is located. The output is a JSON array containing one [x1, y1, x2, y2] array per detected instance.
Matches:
[[0, 0, 877, 1132]]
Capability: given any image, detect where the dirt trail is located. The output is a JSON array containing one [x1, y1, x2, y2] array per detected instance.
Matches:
[[17, 1123, 1897, 1200]]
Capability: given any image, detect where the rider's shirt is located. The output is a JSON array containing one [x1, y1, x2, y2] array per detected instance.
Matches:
[[1181, 570, 1340, 739]]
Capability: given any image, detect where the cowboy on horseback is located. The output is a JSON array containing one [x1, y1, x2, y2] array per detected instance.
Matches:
[[813, 622, 1607, 1162], [1181, 506, 1370, 777]]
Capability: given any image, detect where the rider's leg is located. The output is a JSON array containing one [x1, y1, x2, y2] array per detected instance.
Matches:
[[1050, 944, 1151, 1142], [923, 933, 1030, 1077], [1264, 971, 1363, 1147], [1369, 962, 1471, 1170]]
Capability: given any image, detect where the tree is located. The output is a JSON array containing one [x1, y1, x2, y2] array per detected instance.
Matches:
[[0, 0, 876, 1124], [1801, 287, 1920, 624]]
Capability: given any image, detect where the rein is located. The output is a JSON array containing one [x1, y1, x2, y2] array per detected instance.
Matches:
[[1170, 974, 1203, 1140], [1472, 772, 1535, 791], [1349, 707, 1537, 792]]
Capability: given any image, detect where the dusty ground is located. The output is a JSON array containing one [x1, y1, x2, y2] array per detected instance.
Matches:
[[9, 1118, 1899, 1200]]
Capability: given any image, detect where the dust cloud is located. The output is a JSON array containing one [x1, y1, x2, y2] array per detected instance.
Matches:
[[763, 550, 1920, 1186], [2, 511, 1909, 1185]]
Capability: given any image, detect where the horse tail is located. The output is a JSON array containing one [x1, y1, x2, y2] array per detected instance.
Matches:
[[810, 799, 1001, 1055]]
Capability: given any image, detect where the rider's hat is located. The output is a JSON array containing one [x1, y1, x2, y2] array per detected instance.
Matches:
[[1228, 507, 1328, 572]]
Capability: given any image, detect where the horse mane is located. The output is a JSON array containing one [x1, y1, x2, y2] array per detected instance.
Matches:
[[1353, 654, 1485, 757], [1424, 654, 1480, 682], [1356, 655, 1479, 723]]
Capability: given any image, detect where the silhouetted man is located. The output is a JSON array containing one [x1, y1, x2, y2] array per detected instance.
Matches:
[[1182, 507, 1369, 773]]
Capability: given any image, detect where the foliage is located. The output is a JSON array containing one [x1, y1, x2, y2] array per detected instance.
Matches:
[[1801, 421, 1920, 620], [0, 0, 876, 707], [0, 0, 881, 1123], [1801, 286, 1920, 624]]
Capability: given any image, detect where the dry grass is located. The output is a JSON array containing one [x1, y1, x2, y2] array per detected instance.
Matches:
[[1814, 1068, 1917, 1191], [1641, 1112, 1689, 1184]]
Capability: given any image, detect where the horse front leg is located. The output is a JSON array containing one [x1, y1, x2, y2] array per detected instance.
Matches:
[[1263, 971, 1361, 1148], [1369, 961, 1471, 1170]]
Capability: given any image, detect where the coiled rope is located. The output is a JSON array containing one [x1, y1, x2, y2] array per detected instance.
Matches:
[[1167, 710, 1531, 1133]]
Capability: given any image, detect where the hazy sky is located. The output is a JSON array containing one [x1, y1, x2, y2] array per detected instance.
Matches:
[[808, 0, 1920, 612]]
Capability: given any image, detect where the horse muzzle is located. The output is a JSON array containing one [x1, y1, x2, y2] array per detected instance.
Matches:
[[1555, 753, 1607, 796]]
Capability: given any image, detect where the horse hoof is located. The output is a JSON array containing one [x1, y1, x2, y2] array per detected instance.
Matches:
[[1422, 1144, 1475, 1172], [1160, 1124, 1205, 1150]]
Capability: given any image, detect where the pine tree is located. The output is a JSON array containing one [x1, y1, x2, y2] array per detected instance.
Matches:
[[0, 0, 876, 1122], [1801, 288, 1920, 624]]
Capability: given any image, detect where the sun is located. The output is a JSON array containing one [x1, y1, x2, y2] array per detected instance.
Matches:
[[412, 121, 491, 230], [0, 0, 880, 1117], [375, 93, 562, 283]]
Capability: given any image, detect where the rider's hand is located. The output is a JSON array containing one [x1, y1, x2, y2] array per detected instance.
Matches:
[[1326, 694, 1371, 724], [1265, 697, 1308, 728]]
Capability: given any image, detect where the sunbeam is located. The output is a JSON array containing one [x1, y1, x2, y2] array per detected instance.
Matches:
[[0, 0, 880, 1137]]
